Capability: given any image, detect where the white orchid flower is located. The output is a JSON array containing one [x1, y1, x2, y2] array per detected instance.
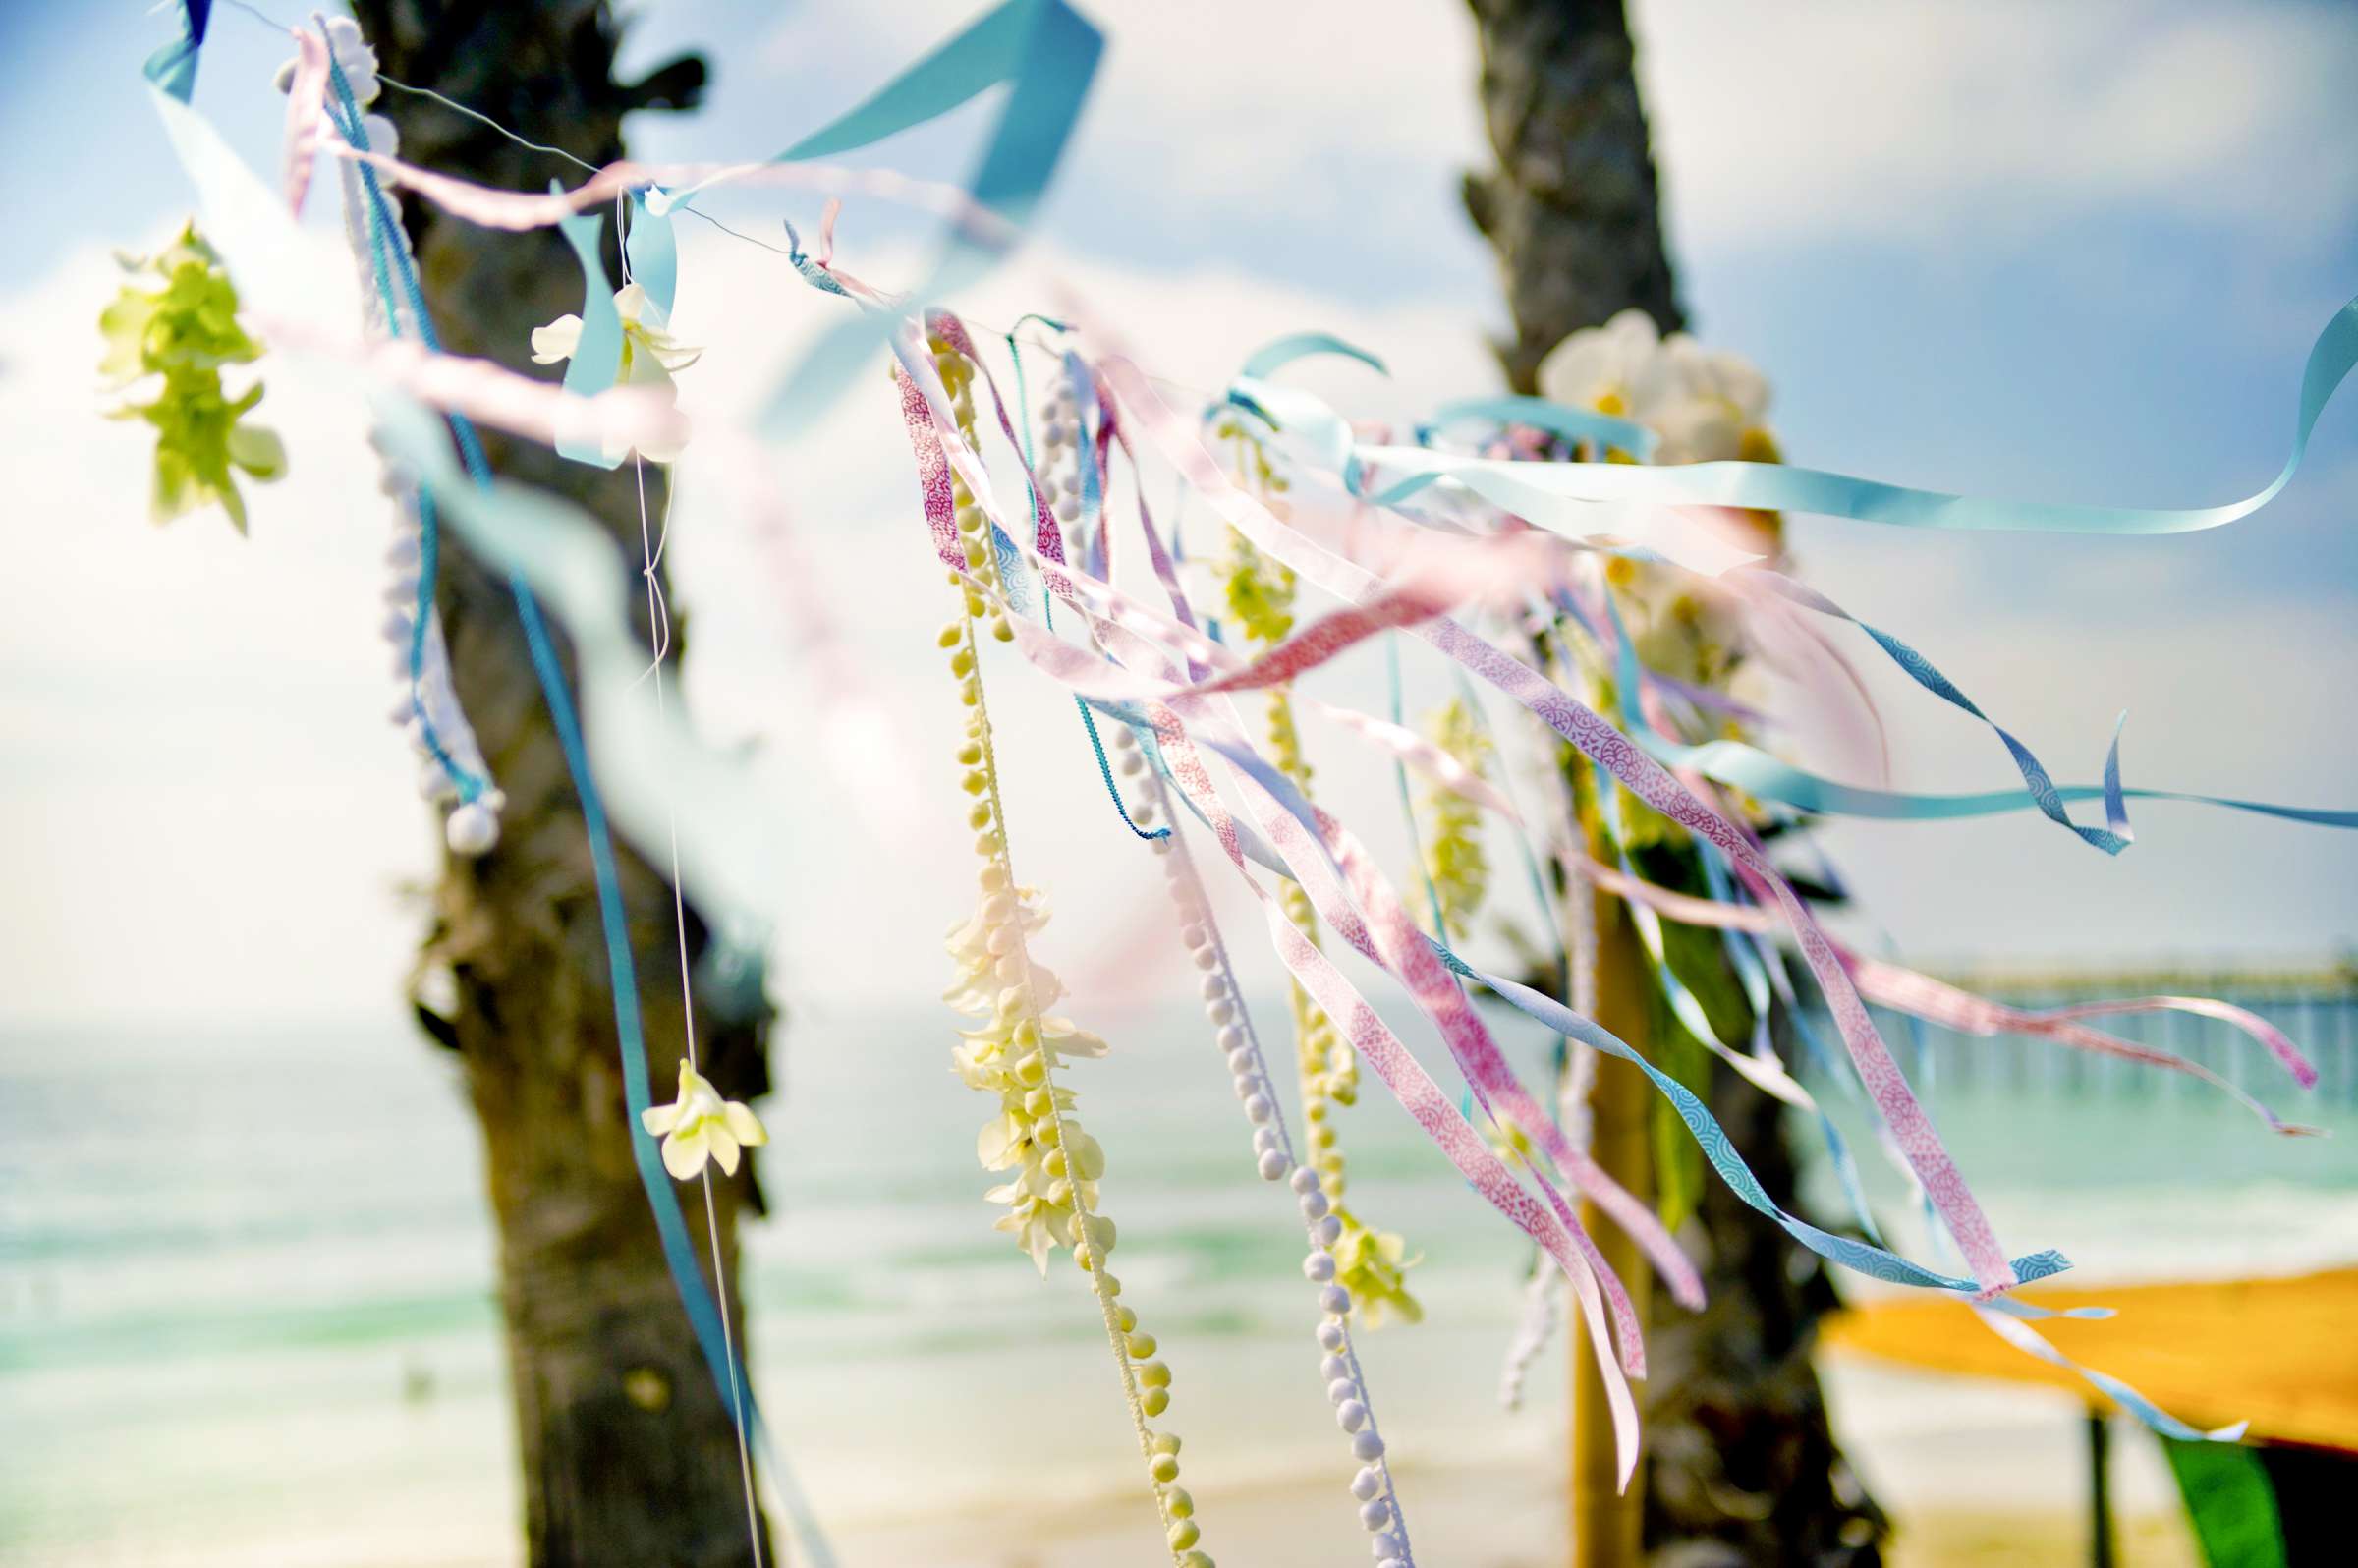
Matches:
[[1536, 307, 1663, 420], [640, 1058, 767, 1179], [1538, 306, 1776, 466], [531, 283, 702, 462]]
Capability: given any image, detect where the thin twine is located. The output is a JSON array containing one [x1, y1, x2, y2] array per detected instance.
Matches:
[[376, 74, 811, 263], [635, 453, 766, 1568], [341, 57, 1230, 408], [227, 0, 1207, 395], [216, 0, 292, 32]]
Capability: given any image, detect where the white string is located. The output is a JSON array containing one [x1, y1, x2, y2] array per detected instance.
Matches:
[[377, 76, 604, 174], [225, 0, 780, 1540], [267, 38, 1232, 409], [634, 453, 767, 1568]]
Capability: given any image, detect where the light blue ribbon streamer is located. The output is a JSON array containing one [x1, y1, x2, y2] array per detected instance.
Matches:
[[780, 213, 854, 299], [1599, 780, 1748, 1058], [1604, 771, 1899, 1250], [744, 0, 1103, 429], [542, 186, 685, 464], [1343, 291, 2358, 533], [1422, 394, 1657, 461], [1446, 951, 2070, 1294], [1738, 572, 2132, 853], [624, 188, 680, 325], [1238, 331, 1388, 381], [1603, 597, 2358, 838], [1701, 843, 1892, 1249], [143, 0, 209, 102], [344, 158, 838, 1568], [1233, 335, 1656, 459], [371, 402, 835, 1562], [539, 0, 1101, 437], [1003, 334, 1167, 843], [551, 193, 631, 469]]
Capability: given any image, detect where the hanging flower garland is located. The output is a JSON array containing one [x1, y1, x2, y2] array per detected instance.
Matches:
[[112, 1, 2358, 1560], [927, 329, 1214, 1566]]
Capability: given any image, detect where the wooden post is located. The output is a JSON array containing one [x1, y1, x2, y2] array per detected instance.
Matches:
[[1570, 878, 1656, 1568], [2088, 1410, 2116, 1568]]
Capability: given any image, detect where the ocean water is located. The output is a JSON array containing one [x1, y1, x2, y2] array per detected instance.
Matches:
[[3, 995, 2353, 1565]]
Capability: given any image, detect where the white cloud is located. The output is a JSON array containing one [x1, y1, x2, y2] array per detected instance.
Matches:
[[750, 0, 2356, 281], [757, 0, 1485, 176], [8, 9, 2351, 1033], [0, 214, 1503, 1028], [1632, 0, 2358, 254]]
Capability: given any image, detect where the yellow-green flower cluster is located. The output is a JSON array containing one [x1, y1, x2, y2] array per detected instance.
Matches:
[[1213, 416, 1298, 644], [930, 333, 1213, 1566], [1420, 697, 1492, 942], [1219, 527, 1297, 645], [97, 221, 285, 532], [944, 882, 1110, 1272]]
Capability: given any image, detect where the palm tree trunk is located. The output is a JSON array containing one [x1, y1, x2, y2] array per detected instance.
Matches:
[[1462, 0, 1683, 391], [350, 5, 774, 1562], [1462, 4, 1885, 1564]]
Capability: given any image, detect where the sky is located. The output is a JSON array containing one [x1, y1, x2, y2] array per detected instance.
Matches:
[[1, 0, 2354, 1032]]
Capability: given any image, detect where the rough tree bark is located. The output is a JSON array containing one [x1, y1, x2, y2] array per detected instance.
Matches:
[[351, 5, 775, 1564], [1463, 3, 1885, 1564], [1461, 0, 1684, 393]]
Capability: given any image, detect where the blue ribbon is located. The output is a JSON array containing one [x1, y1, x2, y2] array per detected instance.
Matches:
[[312, 65, 487, 805], [1005, 338, 1167, 844], [1740, 572, 2132, 852], [551, 193, 632, 468], [1344, 292, 2358, 533], [624, 189, 680, 325], [533, 0, 1100, 441], [1239, 331, 1388, 381], [745, 0, 1103, 429], [142, 0, 210, 102], [1423, 394, 1656, 460], [780, 214, 854, 299], [1139, 696, 2071, 1298], [547, 187, 683, 469], [1603, 596, 2358, 839]]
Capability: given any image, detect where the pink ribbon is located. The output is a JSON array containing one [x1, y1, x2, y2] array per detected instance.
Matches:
[[280, 28, 329, 216], [1094, 349, 2027, 1299]]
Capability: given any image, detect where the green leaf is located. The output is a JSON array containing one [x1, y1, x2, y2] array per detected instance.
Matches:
[[2162, 1438, 2285, 1568]]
